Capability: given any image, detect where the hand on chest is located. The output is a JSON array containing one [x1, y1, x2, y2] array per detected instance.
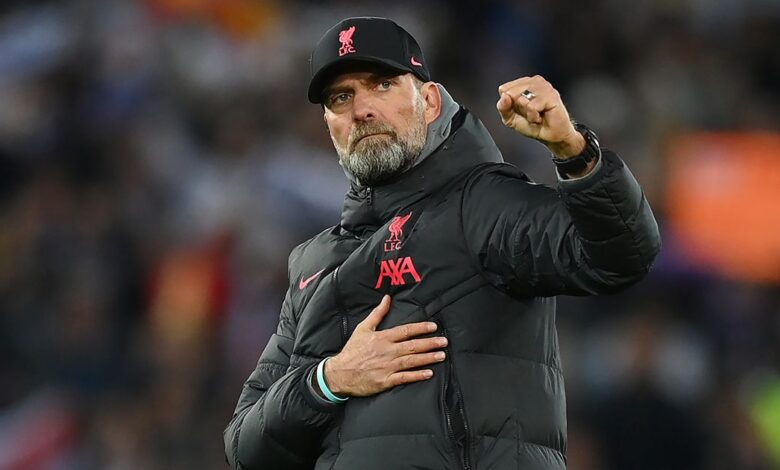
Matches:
[[291, 200, 484, 359]]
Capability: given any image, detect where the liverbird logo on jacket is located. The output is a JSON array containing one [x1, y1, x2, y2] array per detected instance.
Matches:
[[384, 212, 412, 252], [376, 212, 420, 289], [338, 26, 356, 56]]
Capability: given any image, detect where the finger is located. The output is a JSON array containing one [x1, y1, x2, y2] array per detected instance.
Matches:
[[501, 77, 552, 102], [499, 92, 534, 129], [382, 320, 438, 342], [500, 75, 548, 95], [358, 295, 391, 331], [505, 87, 556, 124], [496, 92, 515, 123], [497, 76, 532, 95], [526, 108, 542, 124], [392, 351, 446, 371], [386, 369, 434, 387], [395, 336, 448, 355], [499, 79, 545, 105]]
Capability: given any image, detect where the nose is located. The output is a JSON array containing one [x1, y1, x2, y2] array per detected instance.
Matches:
[[351, 90, 377, 122]]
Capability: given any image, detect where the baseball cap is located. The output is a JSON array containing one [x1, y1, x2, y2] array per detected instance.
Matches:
[[308, 17, 431, 104]]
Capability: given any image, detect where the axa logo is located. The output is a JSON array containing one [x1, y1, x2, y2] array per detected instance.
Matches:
[[338, 26, 356, 56], [375, 257, 421, 288], [384, 212, 412, 252]]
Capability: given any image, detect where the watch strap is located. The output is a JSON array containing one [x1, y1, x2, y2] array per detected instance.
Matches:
[[552, 123, 601, 175]]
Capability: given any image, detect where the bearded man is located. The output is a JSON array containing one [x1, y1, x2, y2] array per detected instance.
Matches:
[[224, 17, 660, 470]]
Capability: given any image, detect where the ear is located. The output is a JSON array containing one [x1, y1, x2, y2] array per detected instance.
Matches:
[[419, 81, 441, 125], [323, 108, 332, 130]]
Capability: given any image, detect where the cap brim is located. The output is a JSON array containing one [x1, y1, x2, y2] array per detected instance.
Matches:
[[308, 56, 415, 104]]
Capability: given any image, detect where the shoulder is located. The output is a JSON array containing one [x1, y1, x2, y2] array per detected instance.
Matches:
[[461, 162, 555, 207], [287, 225, 341, 282]]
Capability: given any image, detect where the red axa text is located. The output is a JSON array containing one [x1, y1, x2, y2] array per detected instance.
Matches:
[[375, 257, 422, 288]]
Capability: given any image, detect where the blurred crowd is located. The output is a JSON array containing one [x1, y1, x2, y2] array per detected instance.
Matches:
[[0, 0, 778, 469]]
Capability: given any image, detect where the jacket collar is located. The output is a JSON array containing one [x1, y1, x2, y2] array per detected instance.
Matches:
[[339, 107, 504, 237]]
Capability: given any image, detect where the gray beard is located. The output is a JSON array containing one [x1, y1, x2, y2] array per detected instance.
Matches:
[[334, 106, 427, 186]]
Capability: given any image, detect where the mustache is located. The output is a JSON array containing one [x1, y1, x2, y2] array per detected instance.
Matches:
[[348, 122, 397, 153]]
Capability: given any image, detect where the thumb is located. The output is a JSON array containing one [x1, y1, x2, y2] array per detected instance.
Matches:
[[496, 92, 514, 123], [359, 295, 392, 331]]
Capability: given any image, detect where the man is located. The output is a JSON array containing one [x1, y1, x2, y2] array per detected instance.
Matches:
[[224, 17, 660, 470]]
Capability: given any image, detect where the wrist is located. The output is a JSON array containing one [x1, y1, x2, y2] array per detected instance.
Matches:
[[323, 356, 345, 395], [318, 357, 349, 404], [547, 130, 586, 159], [551, 123, 601, 176]]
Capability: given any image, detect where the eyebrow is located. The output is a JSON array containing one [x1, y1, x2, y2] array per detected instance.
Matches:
[[325, 73, 399, 98]]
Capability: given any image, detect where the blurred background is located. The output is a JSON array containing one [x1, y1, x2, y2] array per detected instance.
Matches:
[[0, 0, 778, 468]]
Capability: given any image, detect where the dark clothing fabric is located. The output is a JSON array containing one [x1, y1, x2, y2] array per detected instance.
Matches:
[[224, 108, 661, 469]]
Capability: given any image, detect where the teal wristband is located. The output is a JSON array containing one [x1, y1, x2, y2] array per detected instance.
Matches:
[[317, 358, 348, 404]]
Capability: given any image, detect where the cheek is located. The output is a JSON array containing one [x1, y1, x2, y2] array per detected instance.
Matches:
[[393, 105, 422, 136], [327, 119, 351, 145]]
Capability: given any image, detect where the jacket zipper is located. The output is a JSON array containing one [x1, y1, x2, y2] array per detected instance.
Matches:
[[437, 320, 472, 470], [332, 266, 349, 343], [454, 377, 472, 470], [330, 265, 346, 470]]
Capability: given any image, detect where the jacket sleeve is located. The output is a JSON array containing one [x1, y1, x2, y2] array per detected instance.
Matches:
[[462, 149, 661, 297], [223, 288, 341, 469]]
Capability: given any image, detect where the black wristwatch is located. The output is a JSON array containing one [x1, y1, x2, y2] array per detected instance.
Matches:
[[551, 123, 601, 176]]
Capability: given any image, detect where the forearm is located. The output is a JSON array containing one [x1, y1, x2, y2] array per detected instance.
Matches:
[[225, 363, 339, 469], [557, 149, 661, 284]]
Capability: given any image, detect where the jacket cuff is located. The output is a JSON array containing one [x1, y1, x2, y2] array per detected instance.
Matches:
[[556, 151, 603, 183], [300, 362, 343, 413], [556, 149, 616, 194]]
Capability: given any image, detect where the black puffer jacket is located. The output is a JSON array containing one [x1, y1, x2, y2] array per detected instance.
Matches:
[[224, 108, 661, 469]]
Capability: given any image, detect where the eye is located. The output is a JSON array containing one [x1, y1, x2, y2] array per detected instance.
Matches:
[[378, 80, 392, 90], [329, 93, 351, 106]]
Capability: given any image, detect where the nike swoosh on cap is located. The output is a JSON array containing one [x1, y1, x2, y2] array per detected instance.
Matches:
[[299, 269, 325, 290], [411, 56, 423, 66]]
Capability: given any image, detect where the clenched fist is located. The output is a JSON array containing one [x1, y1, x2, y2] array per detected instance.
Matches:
[[496, 75, 586, 159]]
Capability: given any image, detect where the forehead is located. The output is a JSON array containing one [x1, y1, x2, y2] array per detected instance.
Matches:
[[328, 72, 392, 89], [323, 63, 408, 91]]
